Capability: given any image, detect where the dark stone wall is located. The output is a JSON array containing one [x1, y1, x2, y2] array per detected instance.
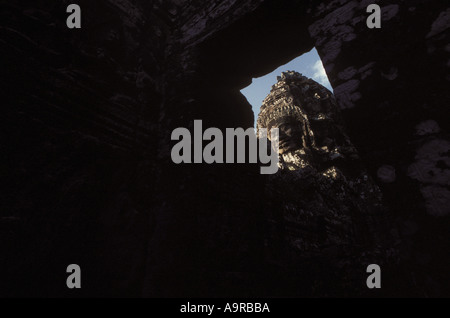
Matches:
[[0, 0, 171, 297], [309, 0, 450, 296], [0, 0, 449, 297]]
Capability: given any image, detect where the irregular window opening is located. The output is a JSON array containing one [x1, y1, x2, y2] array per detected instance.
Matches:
[[240, 48, 332, 128]]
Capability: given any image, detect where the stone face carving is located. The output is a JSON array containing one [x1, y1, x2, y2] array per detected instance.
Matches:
[[257, 71, 359, 171], [257, 72, 391, 272]]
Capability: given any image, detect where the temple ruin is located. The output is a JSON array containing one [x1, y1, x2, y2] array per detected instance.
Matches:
[[1, 0, 449, 297]]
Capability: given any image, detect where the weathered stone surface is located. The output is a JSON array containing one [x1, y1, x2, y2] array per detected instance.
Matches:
[[256, 72, 394, 295]]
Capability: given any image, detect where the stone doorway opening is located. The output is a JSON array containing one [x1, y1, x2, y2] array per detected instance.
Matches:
[[240, 48, 332, 127]]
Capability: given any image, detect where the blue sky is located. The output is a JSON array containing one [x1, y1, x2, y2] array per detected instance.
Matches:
[[240, 48, 332, 127]]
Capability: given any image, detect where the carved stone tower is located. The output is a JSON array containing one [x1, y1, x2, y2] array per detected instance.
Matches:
[[257, 72, 393, 282]]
